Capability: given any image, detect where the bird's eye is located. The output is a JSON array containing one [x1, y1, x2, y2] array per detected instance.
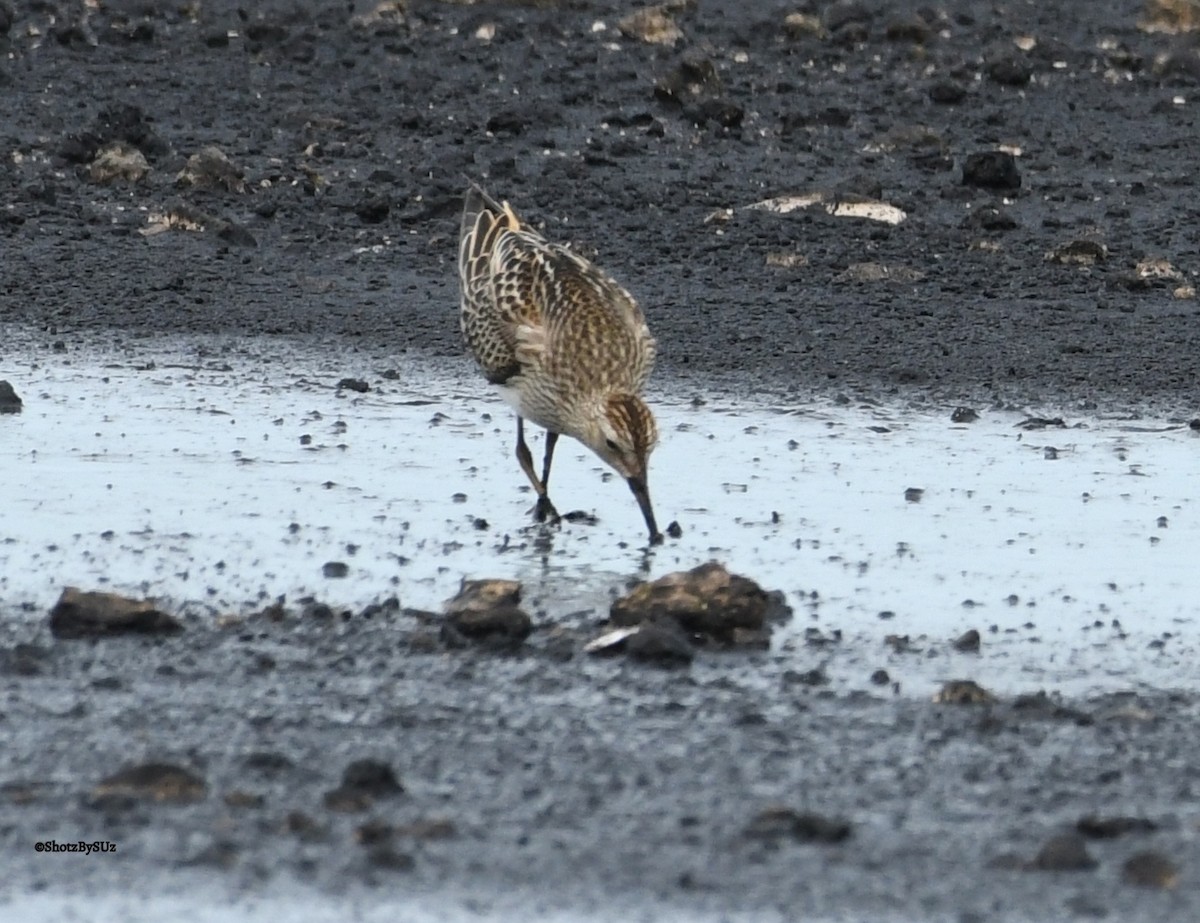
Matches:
[[605, 438, 620, 452]]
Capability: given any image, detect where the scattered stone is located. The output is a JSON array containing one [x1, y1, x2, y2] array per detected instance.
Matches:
[[1033, 833, 1098, 871], [884, 15, 931, 43], [744, 807, 852, 844], [350, 1, 408, 33], [933, 680, 996, 705], [0, 380, 21, 414], [904, 487, 924, 502], [655, 56, 721, 104], [625, 620, 695, 666], [1047, 240, 1108, 266], [666, 520, 684, 538], [1122, 850, 1179, 889], [1139, 0, 1200, 35], [324, 759, 404, 812], [322, 561, 349, 578], [618, 5, 685, 46], [1076, 815, 1158, 838], [49, 587, 183, 639], [92, 763, 207, 804], [87, 141, 150, 184], [869, 669, 890, 685], [443, 578, 532, 643], [962, 151, 1021, 190], [967, 205, 1018, 231], [145, 203, 258, 247], [356, 194, 390, 224], [985, 52, 1032, 86], [610, 562, 776, 641], [176, 145, 245, 193], [835, 262, 925, 283], [953, 629, 981, 652], [783, 666, 828, 687], [928, 80, 967, 104], [782, 12, 824, 40], [951, 407, 978, 423], [654, 56, 741, 128], [1015, 416, 1066, 430], [1128, 256, 1184, 288]]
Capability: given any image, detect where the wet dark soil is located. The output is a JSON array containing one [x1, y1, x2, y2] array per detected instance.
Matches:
[[4, 0, 1199, 410], [3, 0, 1199, 918]]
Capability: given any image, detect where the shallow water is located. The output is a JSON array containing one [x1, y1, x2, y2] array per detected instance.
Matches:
[[2, 332, 1196, 697]]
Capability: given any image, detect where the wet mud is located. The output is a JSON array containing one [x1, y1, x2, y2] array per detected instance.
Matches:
[[2, 1, 1200, 920]]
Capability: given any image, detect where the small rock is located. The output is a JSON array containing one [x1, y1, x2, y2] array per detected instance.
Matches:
[[324, 759, 404, 812], [654, 56, 721, 104], [322, 561, 349, 578], [1076, 815, 1158, 839], [356, 195, 390, 224], [783, 666, 828, 687], [744, 807, 851, 844], [1015, 416, 1066, 430], [1047, 240, 1108, 265], [869, 669, 890, 685], [0, 380, 22, 414], [933, 679, 996, 705], [986, 53, 1032, 85], [928, 80, 967, 104], [951, 407, 979, 423], [92, 763, 207, 804], [962, 151, 1021, 190], [88, 141, 150, 184], [953, 629, 981, 652], [610, 562, 774, 641], [443, 579, 532, 643], [782, 12, 824, 39], [49, 587, 183, 639], [904, 487, 924, 502], [1122, 851, 1179, 889], [1033, 833, 1098, 871], [337, 378, 369, 393], [884, 15, 931, 43], [176, 145, 245, 193], [618, 5, 684, 46], [625, 620, 695, 666]]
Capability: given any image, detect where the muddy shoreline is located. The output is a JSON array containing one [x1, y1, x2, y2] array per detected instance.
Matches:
[[3, 0, 1199, 919]]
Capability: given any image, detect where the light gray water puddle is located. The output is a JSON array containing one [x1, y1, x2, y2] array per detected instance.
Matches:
[[2, 332, 1197, 697]]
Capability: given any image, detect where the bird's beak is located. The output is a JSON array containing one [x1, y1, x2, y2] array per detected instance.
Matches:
[[627, 474, 663, 545]]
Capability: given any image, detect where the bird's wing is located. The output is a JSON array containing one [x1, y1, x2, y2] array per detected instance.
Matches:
[[458, 189, 541, 384]]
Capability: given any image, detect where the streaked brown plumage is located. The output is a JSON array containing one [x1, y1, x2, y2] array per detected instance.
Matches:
[[458, 185, 663, 544]]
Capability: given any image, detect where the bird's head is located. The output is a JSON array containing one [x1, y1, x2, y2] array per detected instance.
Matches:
[[581, 393, 662, 544]]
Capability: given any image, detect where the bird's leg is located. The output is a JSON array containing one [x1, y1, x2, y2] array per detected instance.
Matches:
[[535, 431, 560, 523], [515, 418, 560, 523]]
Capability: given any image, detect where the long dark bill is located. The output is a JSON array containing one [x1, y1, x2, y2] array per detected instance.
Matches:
[[627, 475, 663, 546]]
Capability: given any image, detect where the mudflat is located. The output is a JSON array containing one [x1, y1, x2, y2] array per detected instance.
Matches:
[[2, 1, 1197, 920]]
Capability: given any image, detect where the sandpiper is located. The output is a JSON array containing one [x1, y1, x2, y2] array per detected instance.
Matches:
[[458, 185, 663, 545]]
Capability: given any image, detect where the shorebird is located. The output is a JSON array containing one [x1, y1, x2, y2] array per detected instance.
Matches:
[[458, 185, 663, 545]]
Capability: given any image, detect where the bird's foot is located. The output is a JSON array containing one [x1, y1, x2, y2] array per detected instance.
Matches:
[[533, 495, 561, 525]]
